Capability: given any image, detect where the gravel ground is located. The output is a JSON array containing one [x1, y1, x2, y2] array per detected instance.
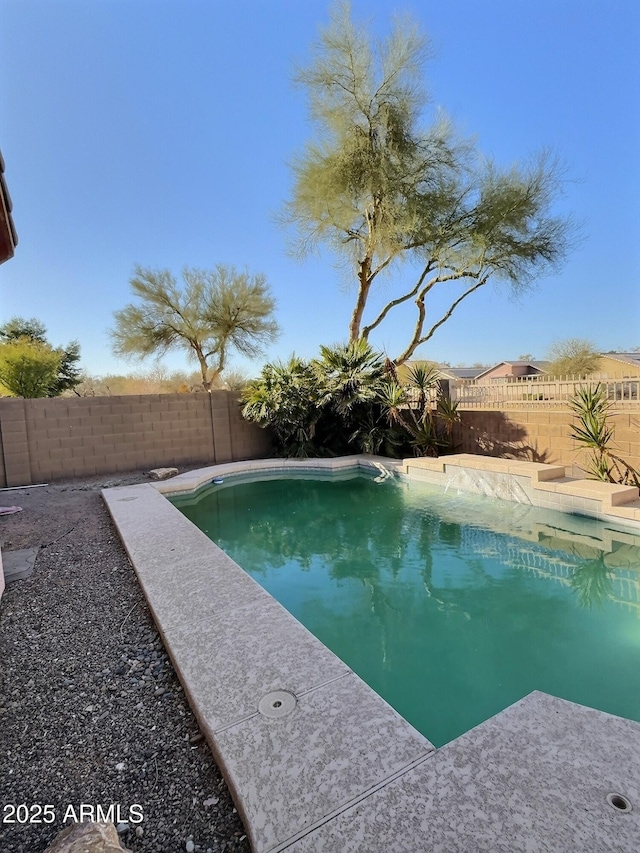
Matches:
[[0, 471, 251, 853]]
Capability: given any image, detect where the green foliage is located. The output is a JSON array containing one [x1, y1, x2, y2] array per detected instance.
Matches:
[[242, 356, 322, 457], [0, 316, 82, 397], [285, 2, 573, 363], [378, 364, 444, 456], [546, 338, 601, 377], [568, 384, 640, 486], [243, 339, 458, 459], [0, 317, 48, 342], [111, 265, 279, 390], [0, 338, 64, 397], [314, 339, 386, 415], [437, 394, 461, 445], [54, 341, 82, 395]]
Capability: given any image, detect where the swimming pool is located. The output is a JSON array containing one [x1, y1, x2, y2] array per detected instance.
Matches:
[[172, 469, 640, 747]]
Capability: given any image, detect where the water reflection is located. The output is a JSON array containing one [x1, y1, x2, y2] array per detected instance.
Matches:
[[569, 556, 614, 609], [173, 473, 640, 745], [174, 473, 640, 613]]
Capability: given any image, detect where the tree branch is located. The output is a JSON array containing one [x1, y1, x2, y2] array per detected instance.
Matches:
[[361, 261, 434, 338], [394, 274, 489, 364]]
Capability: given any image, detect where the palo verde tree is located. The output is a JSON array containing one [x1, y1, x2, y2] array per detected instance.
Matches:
[[0, 316, 82, 397], [111, 265, 280, 390], [546, 338, 601, 377], [285, 2, 573, 364]]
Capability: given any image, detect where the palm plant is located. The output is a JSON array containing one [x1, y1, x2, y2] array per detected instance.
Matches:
[[242, 356, 323, 457], [348, 408, 406, 457], [242, 342, 458, 460], [313, 340, 393, 454], [314, 340, 386, 414]]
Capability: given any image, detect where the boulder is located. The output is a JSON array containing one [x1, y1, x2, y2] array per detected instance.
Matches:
[[43, 821, 132, 853], [147, 467, 179, 480]]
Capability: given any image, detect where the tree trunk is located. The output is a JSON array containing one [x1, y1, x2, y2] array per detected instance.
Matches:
[[195, 349, 211, 391], [349, 256, 372, 341]]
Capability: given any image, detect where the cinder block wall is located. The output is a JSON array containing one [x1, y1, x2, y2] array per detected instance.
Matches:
[[0, 391, 272, 487], [455, 409, 640, 475]]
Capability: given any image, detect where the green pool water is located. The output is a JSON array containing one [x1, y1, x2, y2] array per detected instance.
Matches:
[[172, 470, 640, 746]]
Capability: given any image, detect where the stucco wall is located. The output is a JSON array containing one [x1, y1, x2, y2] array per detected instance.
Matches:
[[0, 391, 272, 487]]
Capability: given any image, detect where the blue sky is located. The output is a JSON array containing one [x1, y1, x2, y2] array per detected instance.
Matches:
[[1, 0, 639, 377]]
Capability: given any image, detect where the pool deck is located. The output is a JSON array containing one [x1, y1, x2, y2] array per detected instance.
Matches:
[[103, 455, 640, 852]]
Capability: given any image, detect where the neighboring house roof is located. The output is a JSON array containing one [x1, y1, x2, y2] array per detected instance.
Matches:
[[0, 148, 18, 265], [438, 366, 484, 380], [474, 361, 546, 380], [601, 352, 640, 370]]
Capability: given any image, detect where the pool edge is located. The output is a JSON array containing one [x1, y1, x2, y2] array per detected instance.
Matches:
[[103, 455, 640, 852]]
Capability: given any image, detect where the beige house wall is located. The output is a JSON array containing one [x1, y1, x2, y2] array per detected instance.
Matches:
[[0, 391, 272, 488], [455, 408, 640, 476], [596, 355, 640, 379]]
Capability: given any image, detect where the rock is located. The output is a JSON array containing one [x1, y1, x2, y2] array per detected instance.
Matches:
[[43, 821, 133, 852], [186, 839, 195, 853], [189, 732, 205, 746], [116, 821, 129, 834], [147, 467, 179, 480]]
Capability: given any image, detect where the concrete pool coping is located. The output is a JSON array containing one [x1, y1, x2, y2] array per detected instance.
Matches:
[[103, 455, 640, 852]]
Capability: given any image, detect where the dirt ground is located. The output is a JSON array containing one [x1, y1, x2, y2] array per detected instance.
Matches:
[[0, 471, 250, 853]]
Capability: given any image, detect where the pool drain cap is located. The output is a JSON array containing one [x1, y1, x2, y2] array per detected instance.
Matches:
[[258, 690, 297, 719], [607, 793, 632, 813]]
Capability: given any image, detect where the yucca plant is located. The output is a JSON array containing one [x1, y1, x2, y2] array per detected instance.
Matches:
[[436, 395, 461, 449], [378, 378, 444, 457], [568, 384, 640, 486]]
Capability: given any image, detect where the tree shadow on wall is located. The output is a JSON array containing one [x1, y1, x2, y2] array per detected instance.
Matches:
[[453, 412, 552, 463]]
